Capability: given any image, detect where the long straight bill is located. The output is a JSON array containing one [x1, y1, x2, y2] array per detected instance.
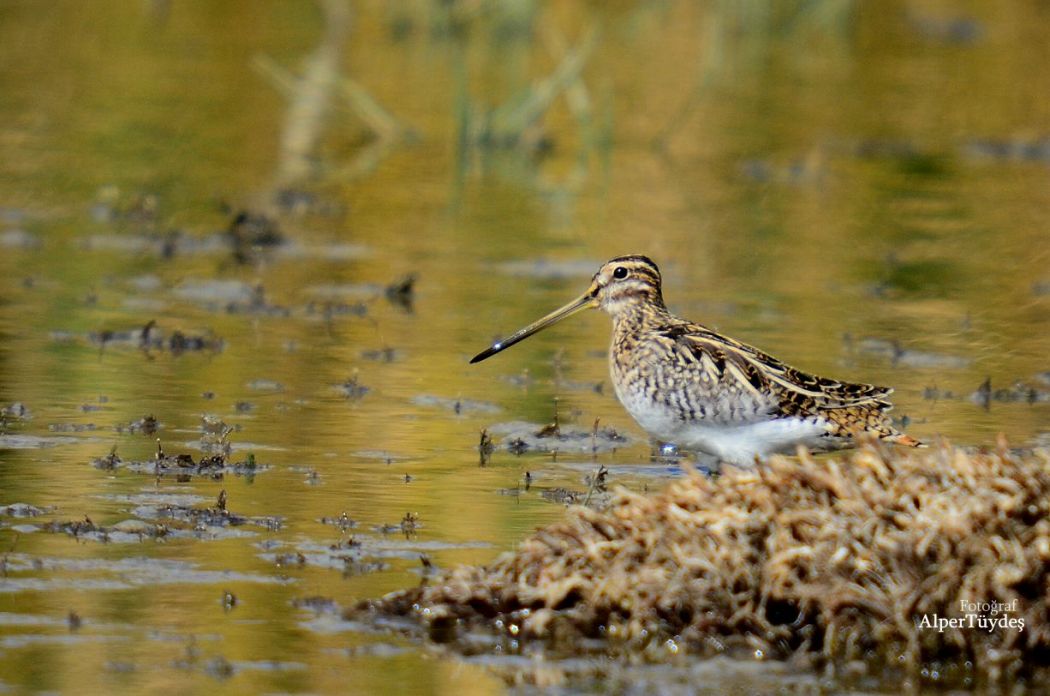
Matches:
[[470, 291, 595, 363]]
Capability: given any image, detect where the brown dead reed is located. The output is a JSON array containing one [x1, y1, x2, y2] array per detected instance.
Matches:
[[350, 439, 1050, 689]]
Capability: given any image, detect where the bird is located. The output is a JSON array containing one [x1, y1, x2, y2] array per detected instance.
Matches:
[[470, 255, 921, 467]]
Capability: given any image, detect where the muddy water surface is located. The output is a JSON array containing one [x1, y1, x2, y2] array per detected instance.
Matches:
[[1, 2, 1049, 693]]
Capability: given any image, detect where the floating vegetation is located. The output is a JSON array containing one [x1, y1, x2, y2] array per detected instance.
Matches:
[[349, 442, 1050, 690], [90, 428, 263, 480], [89, 450, 262, 479], [133, 488, 282, 532], [16, 490, 280, 544]]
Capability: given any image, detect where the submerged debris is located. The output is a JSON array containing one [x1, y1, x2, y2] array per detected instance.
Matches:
[[349, 442, 1050, 689], [411, 395, 499, 415], [81, 322, 224, 355], [360, 346, 402, 363], [1, 402, 31, 420], [969, 377, 1049, 408], [90, 425, 262, 479], [34, 490, 280, 543], [0, 503, 51, 517], [962, 136, 1050, 164], [319, 512, 357, 531], [478, 429, 495, 466], [273, 188, 346, 217], [116, 414, 159, 435], [337, 373, 370, 401], [384, 274, 416, 312], [0, 228, 40, 249], [89, 450, 262, 479], [853, 337, 972, 369], [226, 210, 284, 264], [485, 420, 630, 454]]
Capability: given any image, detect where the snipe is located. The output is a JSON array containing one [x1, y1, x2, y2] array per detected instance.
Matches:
[[471, 255, 921, 467]]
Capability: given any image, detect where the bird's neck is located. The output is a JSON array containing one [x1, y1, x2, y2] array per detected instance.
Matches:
[[611, 301, 673, 339]]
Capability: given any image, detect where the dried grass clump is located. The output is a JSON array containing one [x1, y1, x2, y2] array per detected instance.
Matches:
[[350, 440, 1050, 688]]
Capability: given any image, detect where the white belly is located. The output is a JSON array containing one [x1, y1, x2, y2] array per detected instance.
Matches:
[[615, 383, 832, 467]]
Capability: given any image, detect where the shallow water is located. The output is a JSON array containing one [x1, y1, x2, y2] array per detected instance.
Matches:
[[1, 2, 1048, 693]]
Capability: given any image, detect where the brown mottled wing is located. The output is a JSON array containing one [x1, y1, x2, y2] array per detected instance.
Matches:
[[661, 323, 893, 413]]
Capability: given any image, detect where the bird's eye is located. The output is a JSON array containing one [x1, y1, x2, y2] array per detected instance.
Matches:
[[613, 266, 628, 279]]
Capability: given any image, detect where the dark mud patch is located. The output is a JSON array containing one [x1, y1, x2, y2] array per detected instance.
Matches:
[[302, 275, 415, 312], [48, 423, 104, 433], [850, 337, 972, 369], [17, 488, 280, 543], [256, 537, 489, 576], [0, 555, 291, 593], [1, 402, 31, 420], [555, 459, 686, 480], [347, 442, 1050, 691], [70, 322, 225, 355], [455, 652, 824, 694], [174, 280, 291, 316], [114, 415, 160, 435], [80, 225, 368, 264], [0, 503, 52, 518], [484, 420, 632, 454], [0, 434, 99, 449], [91, 449, 266, 480], [172, 279, 389, 319], [295, 598, 417, 640], [966, 377, 1050, 409], [133, 488, 282, 532], [360, 346, 404, 363]]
